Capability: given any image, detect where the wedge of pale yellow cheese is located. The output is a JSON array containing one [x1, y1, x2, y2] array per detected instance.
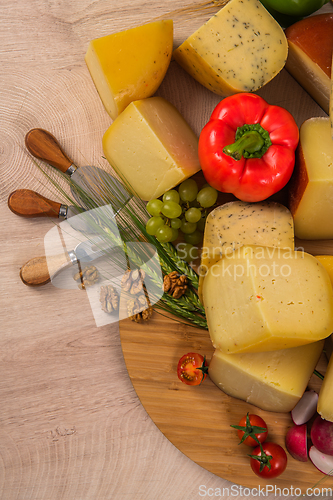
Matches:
[[203, 245, 333, 354], [209, 341, 324, 413], [285, 14, 333, 115], [85, 20, 173, 120], [173, 0, 287, 96], [318, 353, 333, 422], [198, 201, 294, 302], [289, 118, 333, 240], [314, 255, 333, 361], [102, 97, 201, 201]]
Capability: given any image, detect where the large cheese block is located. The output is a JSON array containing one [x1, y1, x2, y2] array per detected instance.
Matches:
[[85, 20, 173, 120], [314, 255, 333, 361], [173, 0, 287, 96], [285, 14, 333, 115], [289, 117, 333, 239], [198, 201, 294, 302], [102, 97, 201, 201], [209, 341, 324, 413], [318, 352, 333, 422], [203, 245, 333, 354]]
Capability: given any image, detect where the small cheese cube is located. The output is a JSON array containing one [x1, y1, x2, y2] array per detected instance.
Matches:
[[318, 353, 333, 422], [198, 201, 294, 302], [285, 14, 333, 115], [173, 0, 287, 96], [289, 118, 333, 240], [85, 20, 173, 120], [209, 341, 324, 413], [203, 245, 333, 354], [102, 97, 201, 201]]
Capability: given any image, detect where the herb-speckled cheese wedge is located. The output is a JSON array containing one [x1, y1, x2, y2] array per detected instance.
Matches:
[[209, 341, 324, 413], [173, 0, 288, 96], [198, 201, 294, 302]]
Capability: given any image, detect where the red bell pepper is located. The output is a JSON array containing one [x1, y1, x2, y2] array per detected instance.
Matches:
[[198, 93, 299, 202]]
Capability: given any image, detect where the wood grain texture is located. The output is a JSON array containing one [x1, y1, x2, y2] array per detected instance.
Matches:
[[1, 0, 333, 499], [119, 310, 332, 494]]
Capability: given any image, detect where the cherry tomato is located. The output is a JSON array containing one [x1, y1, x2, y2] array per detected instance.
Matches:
[[250, 442, 287, 479], [177, 353, 208, 386], [231, 413, 268, 446]]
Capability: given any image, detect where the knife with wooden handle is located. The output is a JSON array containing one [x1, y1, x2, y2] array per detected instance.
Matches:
[[19, 237, 108, 287], [8, 189, 73, 219], [25, 128, 132, 211]]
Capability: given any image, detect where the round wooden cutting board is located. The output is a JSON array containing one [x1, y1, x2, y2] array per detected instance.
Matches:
[[119, 307, 333, 493]]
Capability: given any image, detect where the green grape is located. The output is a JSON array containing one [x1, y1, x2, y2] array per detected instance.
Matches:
[[197, 216, 206, 232], [146, 198, 163, 216], [178, 179, 198, 202], [184, 230, 203, 246], [170, 228, 179, 242], [163, 189, 180, 204], [161, 201, 182, 219], [177, 242, 199, 263], [170, 218, 182, 229], [155, 224, 174, 243], [185, 207, 202, 223], [146, 216, 164, 235], [181, 219, 197, 234], [197, 186, 218, 208]]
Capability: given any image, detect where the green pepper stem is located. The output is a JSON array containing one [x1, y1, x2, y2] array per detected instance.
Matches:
[[223, 131, 265, 161]]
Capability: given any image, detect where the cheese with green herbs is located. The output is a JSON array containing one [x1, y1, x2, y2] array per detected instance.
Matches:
[[203, 245, 333, 354], [173, 0, 288, 96], [209, 341, 324, 413], [198, 201, 294, 302]]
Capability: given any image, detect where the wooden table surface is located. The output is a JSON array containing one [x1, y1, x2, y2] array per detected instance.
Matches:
[[1, 1, 332, 499]]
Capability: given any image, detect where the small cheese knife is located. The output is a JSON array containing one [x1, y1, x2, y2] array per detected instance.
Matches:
[[8, 189, 81, 220], [20, 237, 112, 287], [7, 189, 101, 233], [25, 128, 132, 211]]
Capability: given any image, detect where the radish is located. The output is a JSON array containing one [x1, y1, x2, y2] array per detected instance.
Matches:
[[285, 424, 308, 462], [291, 390, 318, 425], [309, 446, 333, 475], [311, 415, 333, 456]]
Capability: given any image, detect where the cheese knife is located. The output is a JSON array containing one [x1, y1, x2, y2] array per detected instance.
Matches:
[[7, 188, 99, 233], [8, 188, 81, 220], [20, 237, 114, 287], [25, 128, 132, 211]]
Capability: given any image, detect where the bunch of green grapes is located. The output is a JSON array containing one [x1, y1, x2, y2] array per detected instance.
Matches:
[[145, 179, 218, 261]]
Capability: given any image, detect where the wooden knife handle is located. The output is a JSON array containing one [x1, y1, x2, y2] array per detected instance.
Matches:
[[8, 189, 62, 218], [20, 252, 71, 287], [25, 128, 73, 173]]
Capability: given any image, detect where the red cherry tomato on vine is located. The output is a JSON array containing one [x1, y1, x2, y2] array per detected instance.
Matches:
[[250, 442, 287, 479], [231, 413, 268, 446], [177, 353, 208, 386]]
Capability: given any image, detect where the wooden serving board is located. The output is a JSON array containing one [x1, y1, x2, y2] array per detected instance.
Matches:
[[119, 278, 333, 492]]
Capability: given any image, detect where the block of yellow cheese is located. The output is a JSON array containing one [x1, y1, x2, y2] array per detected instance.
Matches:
[[102, 97, 201, 201], [209, 341, 324, 413], [289, 118, 333, 240], [173, 0, 287, 96], [198, 201, 294, 302], [318, 352, 333, 422], [314, 255, 333, 361], [203, 245, 333, 354], [85, 20, 173, 120], [285, 14, 333, 115]]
